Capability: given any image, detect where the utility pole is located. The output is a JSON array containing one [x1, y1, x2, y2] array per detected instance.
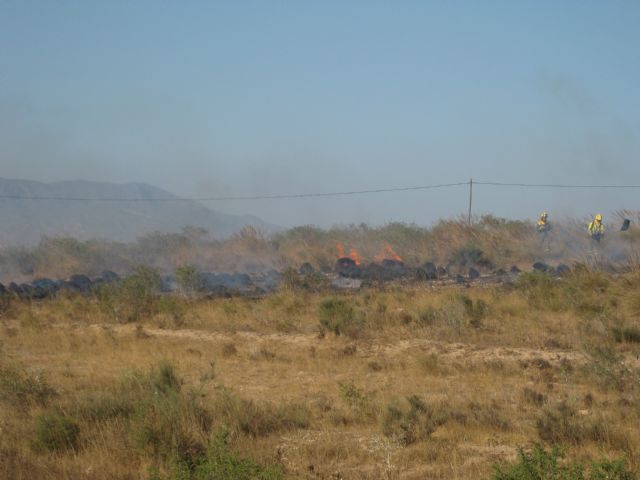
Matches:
[[468, 178, 473, 225]]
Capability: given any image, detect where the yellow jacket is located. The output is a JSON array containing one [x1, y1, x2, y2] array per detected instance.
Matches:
[[588, 221, 604, 236], [537, 219, 550, 232]]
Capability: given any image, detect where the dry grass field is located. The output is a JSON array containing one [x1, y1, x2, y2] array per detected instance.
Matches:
[[2, 267, 640, 479]]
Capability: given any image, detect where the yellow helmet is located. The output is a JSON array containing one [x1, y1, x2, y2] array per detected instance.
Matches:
[[595, 214, 603, 221]]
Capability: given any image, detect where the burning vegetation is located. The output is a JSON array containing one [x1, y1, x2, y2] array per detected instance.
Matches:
[[0, 214, 638, 294]]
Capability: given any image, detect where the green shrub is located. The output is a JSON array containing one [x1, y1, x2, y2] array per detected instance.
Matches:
[[155, 296, 189, 327], [0, 290, 10, 315], [128, 367, 292, 478], [522, 387, 547, 407], [33, 412, 80, 452], [73, 391, 135, 422], [212, 387, 309, 438], [417, 307, 438, 326], [338, 381, 372, 418], [514, 268, 613, 319], [382, 395, 446, 445], [612, 327, 640, 344], [457, 294, 489, 327], [318, 298, 363, 337], [95, 266, 162, 323], [464, 401, 511, 431], [417, 354, 448, 376], [421, 295, 488, 330], [175, 265, 204, 296], [535, 402, 613, 446], [514, 272, 564, 311], [127, 361, 211, 465], [448, 245, 494, 270], [583, 345, 635, 392], [281, 267, 329, 291], [0, 363, 56, 409], [491, 444, 635, 480], [238, 401, 310, 437], [151, 428, 284, 480]]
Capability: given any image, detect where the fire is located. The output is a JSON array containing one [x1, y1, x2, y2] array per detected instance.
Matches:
[[385, 244, 402, 262], [336, 242, 362, 266], [374, 244, 403, 263], [349, 248, 362, 266]]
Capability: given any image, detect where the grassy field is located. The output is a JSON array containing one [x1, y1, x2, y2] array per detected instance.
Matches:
[[2, 268, 640, 479]]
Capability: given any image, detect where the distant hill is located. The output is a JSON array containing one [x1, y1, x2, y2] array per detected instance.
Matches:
[[0, 178, 269, 246]]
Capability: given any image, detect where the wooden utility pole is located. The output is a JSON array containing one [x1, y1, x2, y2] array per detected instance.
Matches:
[[468, 178, 473, 225]]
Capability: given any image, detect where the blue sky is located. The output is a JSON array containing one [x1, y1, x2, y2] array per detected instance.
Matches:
[[1, 1, 639, 227]]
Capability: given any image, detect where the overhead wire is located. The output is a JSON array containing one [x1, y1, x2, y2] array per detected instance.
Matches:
[[474, 182, 640, 189], [0, 182, 469, 202], [0, 180, 639, 202]]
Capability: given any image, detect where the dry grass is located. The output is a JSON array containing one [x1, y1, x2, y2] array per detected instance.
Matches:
[[1, 268, 640, 479]]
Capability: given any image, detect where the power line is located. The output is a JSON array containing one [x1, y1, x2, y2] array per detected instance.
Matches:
[[475, 181, 640, 189], [0, 180, 639, 202], [0, 182, 469, 202]]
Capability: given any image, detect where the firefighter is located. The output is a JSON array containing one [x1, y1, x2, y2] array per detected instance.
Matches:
[[588, 214, 605, 242], [536, 212, 550, 234], [536, 211, 551, 250]]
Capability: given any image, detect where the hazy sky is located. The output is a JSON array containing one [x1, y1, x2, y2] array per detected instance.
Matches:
[[1, 1, 639, 227]]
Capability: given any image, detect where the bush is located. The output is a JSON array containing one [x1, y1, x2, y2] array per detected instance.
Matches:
[[492, 444, 635, 480], [125, 361, 212, 466], [175, 265, 204, 296], [448, 245, 494, 271], [280, 267, 300, 290], [514, 268, 612, 319], [514, 272, 564, 311], [318, 298, 364, 337], [281, 267, 328, 291], [523, 387, 546, 407], [152, 428, 284, 480], [457, 294, 489, 328], [212, 387, 309, 438], [583, 345, 635, 392], [382, 395, 446, 446], [338, 382, 374, 419], [33, 412, 80, 452], [73, 391, 135, 422], [0, 362, 56, 409], [417, 307, 439, 326], [95, 266, 162, 323], [418, 295, 488, 330], [536, 402, 614, 446], [612, 327, 640, 344], [239, 401, 309, 437]]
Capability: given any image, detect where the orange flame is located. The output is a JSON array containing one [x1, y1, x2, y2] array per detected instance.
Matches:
[[349, 248, 362, 266], [336, 242, 346, 259], [374, 244, 402, 263], [385, 244, 402, 262]]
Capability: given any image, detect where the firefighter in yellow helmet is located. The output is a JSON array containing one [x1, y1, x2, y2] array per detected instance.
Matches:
[[536, 211, 551, 250], [588, 214, 605, 242], [536, 212, 550, 234]]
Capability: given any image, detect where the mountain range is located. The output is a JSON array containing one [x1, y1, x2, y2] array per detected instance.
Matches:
[[0, 178, 268, 246]]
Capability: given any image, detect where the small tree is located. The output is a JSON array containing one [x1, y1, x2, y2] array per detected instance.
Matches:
[[96, 266, 162, 323], [175, 264, 204, 296]]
